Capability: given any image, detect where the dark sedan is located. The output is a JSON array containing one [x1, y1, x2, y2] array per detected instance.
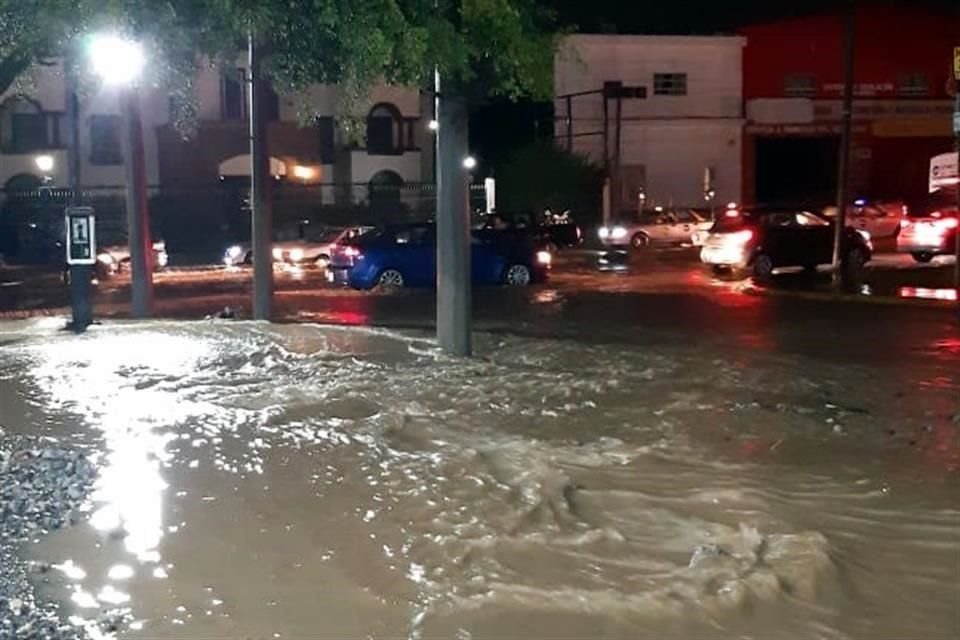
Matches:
[[700, 207, 872, 281]]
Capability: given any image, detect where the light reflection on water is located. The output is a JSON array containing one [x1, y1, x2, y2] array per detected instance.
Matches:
[[2, 321, 958, 640]]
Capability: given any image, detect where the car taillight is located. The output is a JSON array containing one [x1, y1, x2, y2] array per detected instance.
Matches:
[[724, 209, 740, 218], [901, 219, 911, 229], [727, 229, 753, 245], [938, 217, 958, 230], [343, 246, 361, 258]]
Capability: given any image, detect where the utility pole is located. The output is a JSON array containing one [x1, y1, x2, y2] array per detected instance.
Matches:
[[65, 70, 92, 330], [121, 88, 154, 317], [953, 57, 959, 307], [436, 90, 471, 357], [831, 0, 856, 289], [249, 34, 273, 320]]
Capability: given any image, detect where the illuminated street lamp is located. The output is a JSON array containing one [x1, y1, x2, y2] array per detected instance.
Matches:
[[88, 34, 144, 86], [88, 32, 153, 318], [34, 154, 55, 174]]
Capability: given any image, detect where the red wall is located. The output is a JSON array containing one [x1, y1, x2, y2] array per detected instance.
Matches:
[[741, 7, 959, 100]]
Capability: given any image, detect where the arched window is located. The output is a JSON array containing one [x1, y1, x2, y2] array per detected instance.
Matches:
[[369, 169, 403, 213], [4, 173, 42, 192], [366, 103, 403, 155]]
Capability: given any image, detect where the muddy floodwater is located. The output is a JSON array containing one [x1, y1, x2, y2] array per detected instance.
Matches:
[[1, 319, 958, 639]]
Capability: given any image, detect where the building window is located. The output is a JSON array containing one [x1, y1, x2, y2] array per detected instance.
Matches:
[[653, 73, 687, 96], [783, 74, 816, 98], [89, 115, 123, 165], [897, 73, 928, 97], [367, 103, 403, 155], [10, 113, 47, 152], [221, 69, 246, 120], [316, 116, 335, 163]]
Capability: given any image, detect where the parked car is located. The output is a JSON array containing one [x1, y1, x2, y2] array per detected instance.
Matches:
[[97, 240, 169, 276], [896, 206, 958, 263], [599, 209, 713, 249], [328, 222, 551, 290], [479, 210, 582, 250], [823, 199, 907, 240], [700, 207, 872, 281], [223, 226, 372, 267]]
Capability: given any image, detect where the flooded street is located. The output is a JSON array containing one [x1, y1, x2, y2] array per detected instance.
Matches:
[[1, 319, 958, 639]]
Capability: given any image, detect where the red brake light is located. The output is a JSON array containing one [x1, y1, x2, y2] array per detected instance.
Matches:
[[724, 209, 740, 218], [343, 246, 361, 258], [901, 219, 911, 228], [939, 217, 958, 230]]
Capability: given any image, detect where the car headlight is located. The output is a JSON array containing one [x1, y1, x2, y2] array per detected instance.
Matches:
[[226, 245, 242, 259], [611, 226, 628, 240], [157, 251, 169, 267], [598, 227, 610, 239], [856, 229, 871, 242], [289, 248, 304, 262], [536, 250, 552, 265], [272, 248, 283, 260]]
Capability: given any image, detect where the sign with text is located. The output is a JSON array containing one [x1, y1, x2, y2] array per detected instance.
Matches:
[[65, 207, 96, 265], [929, 152, 958, 194]]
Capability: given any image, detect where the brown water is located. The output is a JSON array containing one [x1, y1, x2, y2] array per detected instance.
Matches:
[[1, 319, 958, 640]]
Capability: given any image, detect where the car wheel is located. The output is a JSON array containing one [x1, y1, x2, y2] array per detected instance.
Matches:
[[631, 233, 649, 249], [504, 263, 533, 286], [844, 247, 867, 283], [911, 252, 934, 264], [377, 268, 405, 289], [752, 253, 774, 281]]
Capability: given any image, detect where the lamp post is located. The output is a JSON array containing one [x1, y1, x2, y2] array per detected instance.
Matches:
[[88, 34, 153, 318]]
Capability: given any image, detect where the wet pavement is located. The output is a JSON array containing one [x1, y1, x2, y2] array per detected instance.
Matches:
[[0, 319, 957, 640]]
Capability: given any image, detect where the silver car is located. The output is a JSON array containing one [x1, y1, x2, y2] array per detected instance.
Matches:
[[598, 209, 713, 249], [223, 226, 372, 267]]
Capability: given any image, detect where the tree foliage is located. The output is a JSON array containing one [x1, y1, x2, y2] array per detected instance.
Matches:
[[497, 142, 605, 222], [0, 0, 561, 123]]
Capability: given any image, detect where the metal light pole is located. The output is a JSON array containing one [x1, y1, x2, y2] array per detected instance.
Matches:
[[121, 87, 154, 317], [831, 0, 855, 289], [436, 86, 472, 357], [88, 34, 152, 317], [249, 34, 274, 320]]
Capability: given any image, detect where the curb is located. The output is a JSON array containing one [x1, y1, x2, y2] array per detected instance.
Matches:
[[740, 284, 958, 309]]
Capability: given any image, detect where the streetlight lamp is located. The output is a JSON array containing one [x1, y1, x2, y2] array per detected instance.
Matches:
[[88, 33, 153, 318], [34, 154, 55, 175]]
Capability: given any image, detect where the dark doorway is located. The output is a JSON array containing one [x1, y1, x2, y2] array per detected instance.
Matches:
[[755, 136, 838, 206]]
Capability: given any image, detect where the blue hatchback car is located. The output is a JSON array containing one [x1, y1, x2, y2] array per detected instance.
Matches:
[[329, 223, 551, 290]]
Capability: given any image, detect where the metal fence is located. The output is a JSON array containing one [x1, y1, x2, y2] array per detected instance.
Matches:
[[0, 182, 490, 264]]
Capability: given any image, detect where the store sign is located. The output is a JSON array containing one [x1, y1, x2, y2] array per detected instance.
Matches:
[[813, 100, 955, 121], [929, 152, 958, 193]]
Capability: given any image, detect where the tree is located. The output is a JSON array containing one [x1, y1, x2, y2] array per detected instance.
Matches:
[[498, 142, 604, 223]]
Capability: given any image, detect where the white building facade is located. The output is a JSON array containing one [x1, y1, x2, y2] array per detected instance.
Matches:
[[554, 35, 744, 211], [0, 61, 431, 191]]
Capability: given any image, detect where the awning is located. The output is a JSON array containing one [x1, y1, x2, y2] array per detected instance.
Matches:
[[218, 155, 286, 177], [929, 151, 958, 193]]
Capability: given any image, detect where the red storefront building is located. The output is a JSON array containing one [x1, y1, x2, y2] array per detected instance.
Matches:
[[740, 6, 958, 207]]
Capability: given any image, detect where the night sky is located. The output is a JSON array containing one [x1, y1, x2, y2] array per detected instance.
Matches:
[[470, 0, 959, 172]]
